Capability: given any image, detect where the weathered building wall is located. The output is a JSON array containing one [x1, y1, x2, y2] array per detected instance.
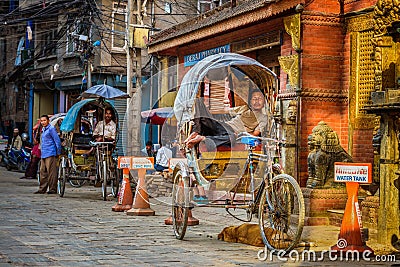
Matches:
[[296, 1, 348, 185]]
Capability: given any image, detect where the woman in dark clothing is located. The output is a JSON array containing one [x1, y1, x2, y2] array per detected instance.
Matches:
[[20, 124, 42, 179]]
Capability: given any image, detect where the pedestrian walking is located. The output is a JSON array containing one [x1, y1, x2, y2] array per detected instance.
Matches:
[[34, 115, 62, 194]]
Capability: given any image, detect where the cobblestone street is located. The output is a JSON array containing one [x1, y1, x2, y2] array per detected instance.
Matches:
[[0, 168, 398, 266]]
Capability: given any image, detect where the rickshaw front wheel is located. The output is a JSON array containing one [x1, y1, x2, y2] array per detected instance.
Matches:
[[109, 161, 120, 198], [57, 157, 67, 197], [258, 174, 305, 254], [100, 160, 107, 201], [172, 167, 190, 240]]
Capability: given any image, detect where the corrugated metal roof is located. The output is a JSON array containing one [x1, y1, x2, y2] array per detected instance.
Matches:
[[149, 0, 302, 49]]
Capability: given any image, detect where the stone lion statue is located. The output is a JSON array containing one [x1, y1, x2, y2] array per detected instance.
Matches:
[[306, 121, 353, 188]]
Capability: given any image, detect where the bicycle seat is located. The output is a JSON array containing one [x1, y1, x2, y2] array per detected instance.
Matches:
[[239, 136, 260, 146]]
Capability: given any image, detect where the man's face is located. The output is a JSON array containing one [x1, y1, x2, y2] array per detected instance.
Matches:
[[250, 91, 265, 111], [105, 110, 112, 123], [40, 117, 49, 127]]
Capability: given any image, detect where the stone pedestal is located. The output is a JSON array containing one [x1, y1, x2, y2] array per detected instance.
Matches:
[[302, 187, 348, 226], [361, 195, 379, 231]]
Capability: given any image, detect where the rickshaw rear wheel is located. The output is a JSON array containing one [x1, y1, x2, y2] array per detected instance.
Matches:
[[69, 178, 86, 187], [258, 174, 305, 254], [57, 157, 67, 197], [172, 167, 189, 240]]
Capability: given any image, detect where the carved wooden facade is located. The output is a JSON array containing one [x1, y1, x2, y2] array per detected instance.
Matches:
[[363, 0, 400, 249]]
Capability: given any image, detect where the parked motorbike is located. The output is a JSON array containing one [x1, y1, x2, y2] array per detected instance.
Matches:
[[0, 149, 8, 167], [4, 146, 31, 172], [3, 133, 32, 172]]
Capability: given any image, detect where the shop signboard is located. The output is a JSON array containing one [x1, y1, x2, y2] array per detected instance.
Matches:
[[184, 44, 230, 67]]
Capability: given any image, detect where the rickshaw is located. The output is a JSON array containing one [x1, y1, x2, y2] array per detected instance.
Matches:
[[35, 113, 91, 187], [57, 98, 120, 200], [171, 53, 305, 253]]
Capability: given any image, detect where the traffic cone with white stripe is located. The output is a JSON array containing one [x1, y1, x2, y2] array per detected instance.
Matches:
[[112, 168, 133, 212]]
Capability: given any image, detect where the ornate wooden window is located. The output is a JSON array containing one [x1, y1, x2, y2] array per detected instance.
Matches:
[[112, 2, 127, 51]]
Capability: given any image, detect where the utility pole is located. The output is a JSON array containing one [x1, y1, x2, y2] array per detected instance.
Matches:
[[87, 61, 92, 88], [126, 0, 143, 156]]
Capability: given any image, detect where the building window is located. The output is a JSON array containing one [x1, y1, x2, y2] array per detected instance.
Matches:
[[112, 2, 127, 50], [66, 23, 77, 54], [197, 0, 228, 13], [168, 56, 177, 92], [41, 29, 57, 57], [198, 0, 212, 13], [0, 38, 5, 71], [16, 87, 26, 112]]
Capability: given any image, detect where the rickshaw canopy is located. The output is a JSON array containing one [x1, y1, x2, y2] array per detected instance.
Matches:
[[60, 99, 116, 133], [173, 53, 277, 127], [80, 84, 130, 99]]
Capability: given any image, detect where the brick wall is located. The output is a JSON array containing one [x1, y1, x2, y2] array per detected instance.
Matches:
[[344, 0, 377, 13], [352, 128, 374, 163]]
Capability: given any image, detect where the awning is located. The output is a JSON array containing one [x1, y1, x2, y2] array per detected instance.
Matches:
[[141, 107, 174, 125]]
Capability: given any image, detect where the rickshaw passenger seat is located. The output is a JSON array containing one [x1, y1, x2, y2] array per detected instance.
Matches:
[[72, 133, 92, 154]]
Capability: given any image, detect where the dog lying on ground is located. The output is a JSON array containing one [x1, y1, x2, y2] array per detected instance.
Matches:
[[217, 223, 292, 248]]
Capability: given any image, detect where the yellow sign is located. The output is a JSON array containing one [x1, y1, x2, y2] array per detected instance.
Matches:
[[129, 27, 149, 48]]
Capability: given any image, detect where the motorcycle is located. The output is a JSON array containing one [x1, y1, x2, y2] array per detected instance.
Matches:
[[4, 146, 31, 172], [3, 133, 32, 172], [0, 148, 8, 167]]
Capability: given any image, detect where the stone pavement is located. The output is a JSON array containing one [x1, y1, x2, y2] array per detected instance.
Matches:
[[0, 167, 398, 266]]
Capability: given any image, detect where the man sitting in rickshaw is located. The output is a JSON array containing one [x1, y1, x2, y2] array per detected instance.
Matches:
[[83, 107, 116, 157], [185, 89, 268, 149]]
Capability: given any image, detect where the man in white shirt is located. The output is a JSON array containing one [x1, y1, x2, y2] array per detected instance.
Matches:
[[93, 107, 116, 142], [154, 143, 172, 172], [83, 107, 116, 158]]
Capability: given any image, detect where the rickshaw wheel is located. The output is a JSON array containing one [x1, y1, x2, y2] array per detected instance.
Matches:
[[100, 160, 107, 201], [37, 161, 40, 185], [258, 174, 305, 254], [172, 167, 189, 240], [69, 178, 86, 187], [109, 160, 120, 198], [57, 157, 67, 197]]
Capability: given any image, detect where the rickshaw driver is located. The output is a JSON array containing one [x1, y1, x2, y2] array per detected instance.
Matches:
[[82, 107, 116, 157], [92, 107, 116, 142], [185, 90, 268, 149]]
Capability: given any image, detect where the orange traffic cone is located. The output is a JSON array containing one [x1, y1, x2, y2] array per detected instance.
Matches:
[[112, 168, 133, 212], [126, 168, 155, 216], [331, 182, 374, 254]]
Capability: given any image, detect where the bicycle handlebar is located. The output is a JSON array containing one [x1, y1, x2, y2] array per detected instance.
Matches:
[[236, 132, 283, 144]]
